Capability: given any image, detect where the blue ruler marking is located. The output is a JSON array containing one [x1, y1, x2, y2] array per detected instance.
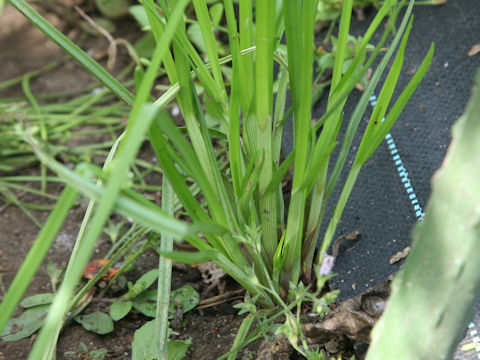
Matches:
[[369, 94, 425, 221]]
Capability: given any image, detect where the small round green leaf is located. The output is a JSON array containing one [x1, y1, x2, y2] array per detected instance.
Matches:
[[209, 3, 224, 27], [109, 300, 132, 321], [74, 312, 114, 335], [132, 301, 156, 318], [124, 269, 158, 299], [20, 293, 54, 308], [168, 285, 200, 319], [168, 339, 192, 360]]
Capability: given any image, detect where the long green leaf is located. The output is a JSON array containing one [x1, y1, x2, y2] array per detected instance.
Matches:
[[357, 43, 435, 164], [256, 0, 278, 265], [0, 185, 78, 335], [355, 16, 414, 164], [28, 143, 193, 239], [156, 177, 174, 360], [282, 0, 327, 282], [145, 0, 224, 105], [149, 114, 211, 223], [223, 0, 243, 198], [320, 17, 434, 262], [192, 0, 226, 100]]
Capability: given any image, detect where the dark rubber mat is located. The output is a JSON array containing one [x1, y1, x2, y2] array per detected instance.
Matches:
[[282, 0, 480, 357]]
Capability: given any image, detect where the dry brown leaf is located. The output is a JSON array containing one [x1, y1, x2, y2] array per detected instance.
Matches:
[[389, 246, 410, 264], [303, 282, 390, 344], [468, 44, 480, 57]]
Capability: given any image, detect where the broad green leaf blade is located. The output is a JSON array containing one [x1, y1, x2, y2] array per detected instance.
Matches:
[[95, 0, 130, 18], [124, 269, 158, 299], [167, 339, 192, 360], [209, 3, 223, 27], [128, 284, 200, 319], [110, 301, 133, 321], [20, 293, 54, 308], [88, 348, 108, 360], [129, 4, 150, 30], [132, 320, 156, 360], [74, 312, 114, 335], [1, 305, 49, 342], [132, 320, 191, 360], [187, 23, 207, 54], [9, 0, 134, 105], [133, 301, 156, 318], [168, 285, 200, 319]]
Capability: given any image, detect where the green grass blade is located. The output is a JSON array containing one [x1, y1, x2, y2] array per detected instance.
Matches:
[[28, 142, 192, 239], [0, 184, 78, 335], [226, 314, 254, 360], [21, 74, 48, 191], [263, 150, 295, 197], [322, 1, 400, 198], [168, 34, 238, 234], [329, 0, 352, 93], [9, 0, 134, 105], [148, 115, 211, 223], [146, 0, 224, 105], [272, 66, 289, 164], [355, 17, 414, 164], [159, 250, 219, 264], [256, 0, 278, 265], [156, 178, 174, 360], [319, 2, 434, 262], [357, 43, 435, 164], [0, 185, 42, 227], [282, 0, 323, 281], [28, 106, 158, 360], [192, 0, 226, 100], [238, 0, 254, 113], [151, 111, 228, 225], [223, 0, 243, 197]]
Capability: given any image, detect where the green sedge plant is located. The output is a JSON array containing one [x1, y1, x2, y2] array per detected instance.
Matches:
[[1, 0, 433, 358]]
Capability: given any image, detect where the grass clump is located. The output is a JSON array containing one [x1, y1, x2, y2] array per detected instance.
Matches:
[[0, 0, 433, 358]]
